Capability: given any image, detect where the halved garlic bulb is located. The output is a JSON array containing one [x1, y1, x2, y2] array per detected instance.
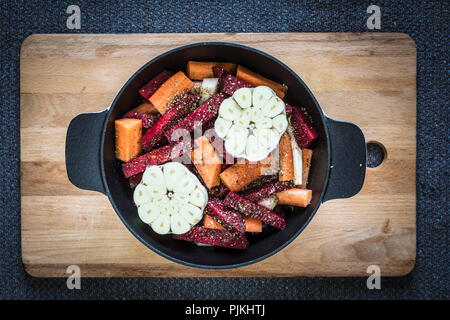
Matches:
[[215, 85, 288, 161], [134, 162, 208, 234]]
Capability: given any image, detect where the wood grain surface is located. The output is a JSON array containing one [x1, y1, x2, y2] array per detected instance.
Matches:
[[20, 33, 416, 277]]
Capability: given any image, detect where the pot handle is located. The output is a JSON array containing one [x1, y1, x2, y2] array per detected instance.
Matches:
[[65, 109, 109, 194], [322, 117, 366, 202]]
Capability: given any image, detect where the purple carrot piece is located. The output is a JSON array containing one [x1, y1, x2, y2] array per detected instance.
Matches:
[[212, 66, 228, 79], [185, 163, 202, 181], [240, 174, 278, 192], [165, 93, 226, 143], [138, 70, 173, 100], [142, 94, 199, 152], [206, 199, 245, 235], [208, 184, 230, 199], [220, 73, 253, 96], [122, 153, 148, 179], [172, 225, 249, 250], [241, 180, 294, 203], [213, 66, 253, 96], [201, 119, 216, 136], [223, 192, 286, 230], [123, 112, 159, 129], [129, 172, 143, 188], [122, 140, 192, 178], [285, 104, 293, 117], [289, 106, 319, 148]]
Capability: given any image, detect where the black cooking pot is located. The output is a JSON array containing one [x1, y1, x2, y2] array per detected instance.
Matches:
[[66, 42, 366, 269]]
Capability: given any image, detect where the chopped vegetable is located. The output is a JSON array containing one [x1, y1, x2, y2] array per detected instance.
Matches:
[[165, 93, 226, 143], [236, 65, 288, 99], [298, 148, 313, 188], [224, 192, 286, 230], [187, 61, 237, 80], [289, 106, 319, 148], [149, 71, 195, 114], [213, 66, 253, 96], [206, 199, 245, 235], [203, 214, 224, 230], [130, 101, 159, 115], [199, 78, 220, 103], [240, 174, 278, 192], [216, 85, 287, 162], [122, 140, 191, 178], [190, 136, 222, 189], [138, 70, 173, 100], [219, 157, 272, 192], [134, 163, 208, 234], [286, 125, 303, 185], [203, 215, 262, 233], [123, 112, 159, 129], [129, 172, 143, 188], [285, 104, 293, 117], [257, 195, 279, 210], [208, 183, 230, 199], [114, 118, 142, 162], [244, 216, 263, 232], [276, 188, 312, 207], [241, 180, 294, 203], [172, 225, 249, 250], [278, 132, 295, 181], [142, 94, 199, 152]]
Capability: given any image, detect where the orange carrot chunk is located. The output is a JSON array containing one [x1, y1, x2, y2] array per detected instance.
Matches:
[[244, 217, 262, 233], [129, 101, 159, 115], [115, 118, 142, 162], [203, 214, 224, 230], [186, 61, 237, 80], [219, 157, 272, 192], [236, 65, 288, 99], [298, 148, 313, 188], [191, 136, 222, 189], [276, 188, 312, 207], [203, 215, 262, 233], [149, 71, 195, 114], [279, 132, 295, 181]]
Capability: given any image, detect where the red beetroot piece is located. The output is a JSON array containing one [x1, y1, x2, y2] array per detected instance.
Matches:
[[138, 70, 173, 100], [172, 225, 249, 250], [223, 192, 286, 230], [122, 140, 192, 178], [213, 66, 253, 96], [289, 107, 319, 148], [241, 181, 294, 203], [240, 174, 278, 192], [212, 66, 228, 79], [285, 104, 293, 117], [185, 163, 202, 181], [129, 172, 143, 188], [165, 93, 226, 143], [208, 184, 230, 199], [142, 94, 199, 152], [206, 199, 245, 235], [123, 112, 159, 129]]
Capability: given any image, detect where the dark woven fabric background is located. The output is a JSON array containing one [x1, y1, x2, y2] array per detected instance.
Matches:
[[0, 0, 448, 299]]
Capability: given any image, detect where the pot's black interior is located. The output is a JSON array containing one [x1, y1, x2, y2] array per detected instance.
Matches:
[[102, 43, 329, 268]]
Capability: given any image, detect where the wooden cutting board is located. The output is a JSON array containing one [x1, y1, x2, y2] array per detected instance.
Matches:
[[20, 33, 416, 277]]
